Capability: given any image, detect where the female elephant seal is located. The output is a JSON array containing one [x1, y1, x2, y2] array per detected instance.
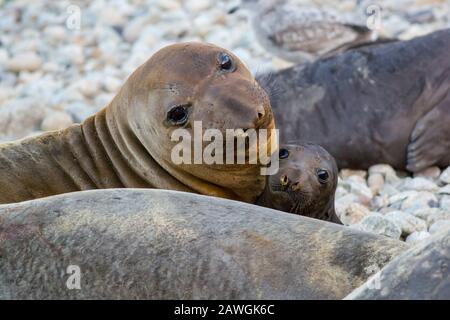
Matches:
[[258, 29, 450, 172], [0, 42, 276, 205], [257, 143, 342, 224]]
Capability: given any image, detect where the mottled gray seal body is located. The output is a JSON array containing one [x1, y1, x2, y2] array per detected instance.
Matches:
[[258, 29, 450, 172], [0, 189, 407, 299], [346, 226, 450, 299]]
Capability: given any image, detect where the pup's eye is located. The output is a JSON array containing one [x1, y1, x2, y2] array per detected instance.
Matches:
[[317, 169, 329, 184], [167, 104, 190, 126], [218, 52, 234, 71], [279, 148, 289, 159]]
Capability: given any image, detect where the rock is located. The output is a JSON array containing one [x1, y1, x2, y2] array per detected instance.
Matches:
[[335, 193, 359, 218], [440, 166, 450, 184], [426, 210, 450, 226], [368, 164, 400, 185], [41, 111, 73, 132], [340, 169, 367, 180], [429, 220, 450, 234], [102, 76, 122, 93], [340, 203, 371, 226], [123, 16, 148, 43], [356, 214, 402, 239], [76, 76, 101, 98], [0, 98, 48, 141], [184, 0, 211, 13], [369, 195, 389, 211], [441, 196, 450, 211], [341, 176, 373, 205], [368, 173, 384, 195], [401, 177, 439, 192], [439, 185, 450, 195], [413, 166, 441, 179], [405, 231, 430, 244], [379, 184, 400, 197], [384, 211, 427, 236], [6, 52, 43, 72], [411, 207, 442, 221], [400, 191, 439, 213]]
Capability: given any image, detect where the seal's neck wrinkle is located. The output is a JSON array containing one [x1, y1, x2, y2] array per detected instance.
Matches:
[[84, 107, 152, 188]]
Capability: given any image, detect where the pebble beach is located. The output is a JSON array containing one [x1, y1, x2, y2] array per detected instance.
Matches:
[[1, 0, 450, 242]]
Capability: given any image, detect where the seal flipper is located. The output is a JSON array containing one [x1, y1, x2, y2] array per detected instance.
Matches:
[[407, 96, 450, 172]]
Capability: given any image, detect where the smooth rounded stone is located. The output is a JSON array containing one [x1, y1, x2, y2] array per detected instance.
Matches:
[[441, 196, 450, 211], [0, 48, 9, 65], [43, 25, 66, 42], [401, 177, 439, 192], [369, 195, 389, 211], [102, 76, 122, 93], [405, 231, 431, 244], [379, 184, 400, 197], [0, 98, 48, 140], [340, 203, 371, 226], [0, 189, 407, 300], [335, 193, 359, 218], [123, 16, 148, 43], [40, 111, 74, 132], [368, 164, 400, 185], [400, 192, 439, 213], [76, 76, 101, 99], [184, 0, 211, 13], [429, 220, 450, 234], [427, 210, 450, 227], [355, 214, 402, 240], [440, 167, 450, 184], [340, 169, 367, 180], [6, 52, 43, 72], [411, 207, 442, 221], [335, 185, 349, 199], [345, 227, 450, 299], [368, 173, 385, 195], [439, 185, 450, 195], [65, 102, 97, 123], [341, 176, 373, 205], [384, 211, 427, 236], [413, 166, 441, 180]]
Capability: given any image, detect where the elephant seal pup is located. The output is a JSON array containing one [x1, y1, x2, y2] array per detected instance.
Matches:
[[0, 43, 276, 205], [0, 188, 407, 299], [346, 226, 450, 299], [257, 143, 342, 224], [257, 29, 450, 172]]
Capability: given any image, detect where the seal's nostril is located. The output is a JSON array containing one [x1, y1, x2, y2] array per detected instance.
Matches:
[[291, 182, 301, 192], [258, 112, 264, 119], [280, 175, 289, 186]]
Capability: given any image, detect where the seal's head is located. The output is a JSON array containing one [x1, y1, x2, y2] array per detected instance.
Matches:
[[111, 42, 276, 203], [259, 143, 341, 224]]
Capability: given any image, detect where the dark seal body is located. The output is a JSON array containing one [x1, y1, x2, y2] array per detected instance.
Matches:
[[258, 29, 450, 172]]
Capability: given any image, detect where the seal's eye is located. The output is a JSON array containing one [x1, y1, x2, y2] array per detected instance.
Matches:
[[279, 148, 289, 159], [167, 105, 189, 126], [317, 169, 329, 184], [218, 52, 234, 71]]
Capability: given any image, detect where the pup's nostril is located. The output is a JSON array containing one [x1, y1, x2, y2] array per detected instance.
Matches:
[[291, 182, 301, 192], [280, 175, 289, 186], [258, 112, 264, 119]]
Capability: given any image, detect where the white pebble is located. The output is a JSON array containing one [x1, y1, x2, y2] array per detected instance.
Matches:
[[440, 167, 450, 184], [405, 231, 430, 244], [41, 111, 74, 132], [6, 52, 43, 72]]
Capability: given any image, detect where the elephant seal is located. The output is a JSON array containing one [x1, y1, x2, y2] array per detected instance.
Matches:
[[0, 189, 407, 299], [346, 226, 450, 299], [257, 29, 450, 172], [0, 42, 276, 205], [257, 143, 342, 224]]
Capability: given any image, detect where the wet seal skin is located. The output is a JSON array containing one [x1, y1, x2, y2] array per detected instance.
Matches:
[[257, 143, 342, 224], [258, 29, 450, 172], [0, 42, 276, 205], [0, 188, 407, 299]]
